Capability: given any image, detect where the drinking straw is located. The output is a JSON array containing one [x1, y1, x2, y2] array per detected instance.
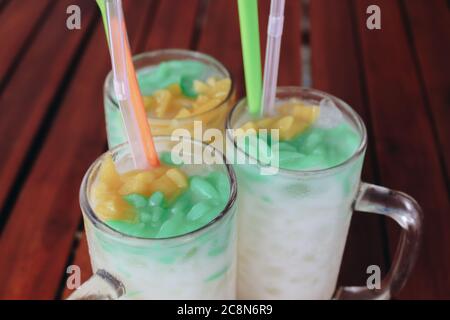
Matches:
[[99, 0, 159, 169], [96, 0, 109, 39], [237, 0, 263, 116], [261, 0, 285, 115]]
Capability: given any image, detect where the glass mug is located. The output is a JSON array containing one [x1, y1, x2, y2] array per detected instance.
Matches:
[[226, 87, 422, 299], [104, 49, 236, 149], [69, 137, 238, 299]]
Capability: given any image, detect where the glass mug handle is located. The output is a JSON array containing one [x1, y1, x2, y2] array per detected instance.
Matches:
[[334, 182, 423, 300], [67, 269, 125, 300]]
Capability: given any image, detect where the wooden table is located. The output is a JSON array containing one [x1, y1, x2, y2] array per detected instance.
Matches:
[[0, 0, 448, 300]]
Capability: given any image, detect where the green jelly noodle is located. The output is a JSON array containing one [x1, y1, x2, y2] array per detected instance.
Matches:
[[106, 167, 230, 239], [137, 60, 206, 96], [239, 123, 360, 171]]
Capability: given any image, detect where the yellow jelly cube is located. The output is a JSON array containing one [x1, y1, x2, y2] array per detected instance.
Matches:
[[194, 80, 209, 94], [153, 166, 172, 179], [272, 116, 294, 140], [175, 108, 192, 119], [154, 89, 172, 117], [93, 181, 113, 201], [98, 155, 122, 189], [143, 96, 156, 111], [292, 105, 320, 123], [151, 175, 177, 199], [274, 116, 294, 130], [167, 83, 182, 96], [120, 170, 139, 183], [95, 195, 135, 222], [216, 78, 231, 91], [166, 168, 188, 189], [207, 77, 217, 87], [257, 117, 275, 129], [119, 171, 155, 196], [193, 98, 220, 114], [174, 98, 194, 110], [121, 170, 155, 184], [195, 95, 209, 105]]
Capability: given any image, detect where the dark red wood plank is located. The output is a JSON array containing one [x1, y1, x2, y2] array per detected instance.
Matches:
[[62, 235, 91, 299], [0, 0, 10, 14], [145, 0, 200, 50], [0, 0, 96, 220], [259, 0, 302, 85], [63, 0, 202, 299], [0, 0, 155, 299], [0, 0, 53, 84], [197, 0, 245, 95], [353, 0, 450, 299], [310, 0, 388, 287], [403, 0, 450, 183]]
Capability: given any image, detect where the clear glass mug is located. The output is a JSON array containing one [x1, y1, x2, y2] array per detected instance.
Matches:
[[226, 87, 422, 300], [104, 49, 236, 149], [69, 137, 238, 300]]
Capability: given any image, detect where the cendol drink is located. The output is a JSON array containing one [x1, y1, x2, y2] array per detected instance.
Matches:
[[94, 154, 230, 238], [81, 138, 237, 299], [226, 88, 364, 299], [105, 50, 235, 148]]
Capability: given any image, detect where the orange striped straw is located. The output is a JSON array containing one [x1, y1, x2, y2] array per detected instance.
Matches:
[[106, 0, 159, 169], [124, 34, 160, 168]]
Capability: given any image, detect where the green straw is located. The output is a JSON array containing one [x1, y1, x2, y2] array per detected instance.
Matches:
[[96, 0, 110, 45], [237, 0, 263, 116]]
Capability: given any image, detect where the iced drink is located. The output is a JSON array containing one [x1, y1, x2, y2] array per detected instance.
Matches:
[[79, 137, 237, 299], [226, 88, 364, 299], [104, 49, 235, 148]]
